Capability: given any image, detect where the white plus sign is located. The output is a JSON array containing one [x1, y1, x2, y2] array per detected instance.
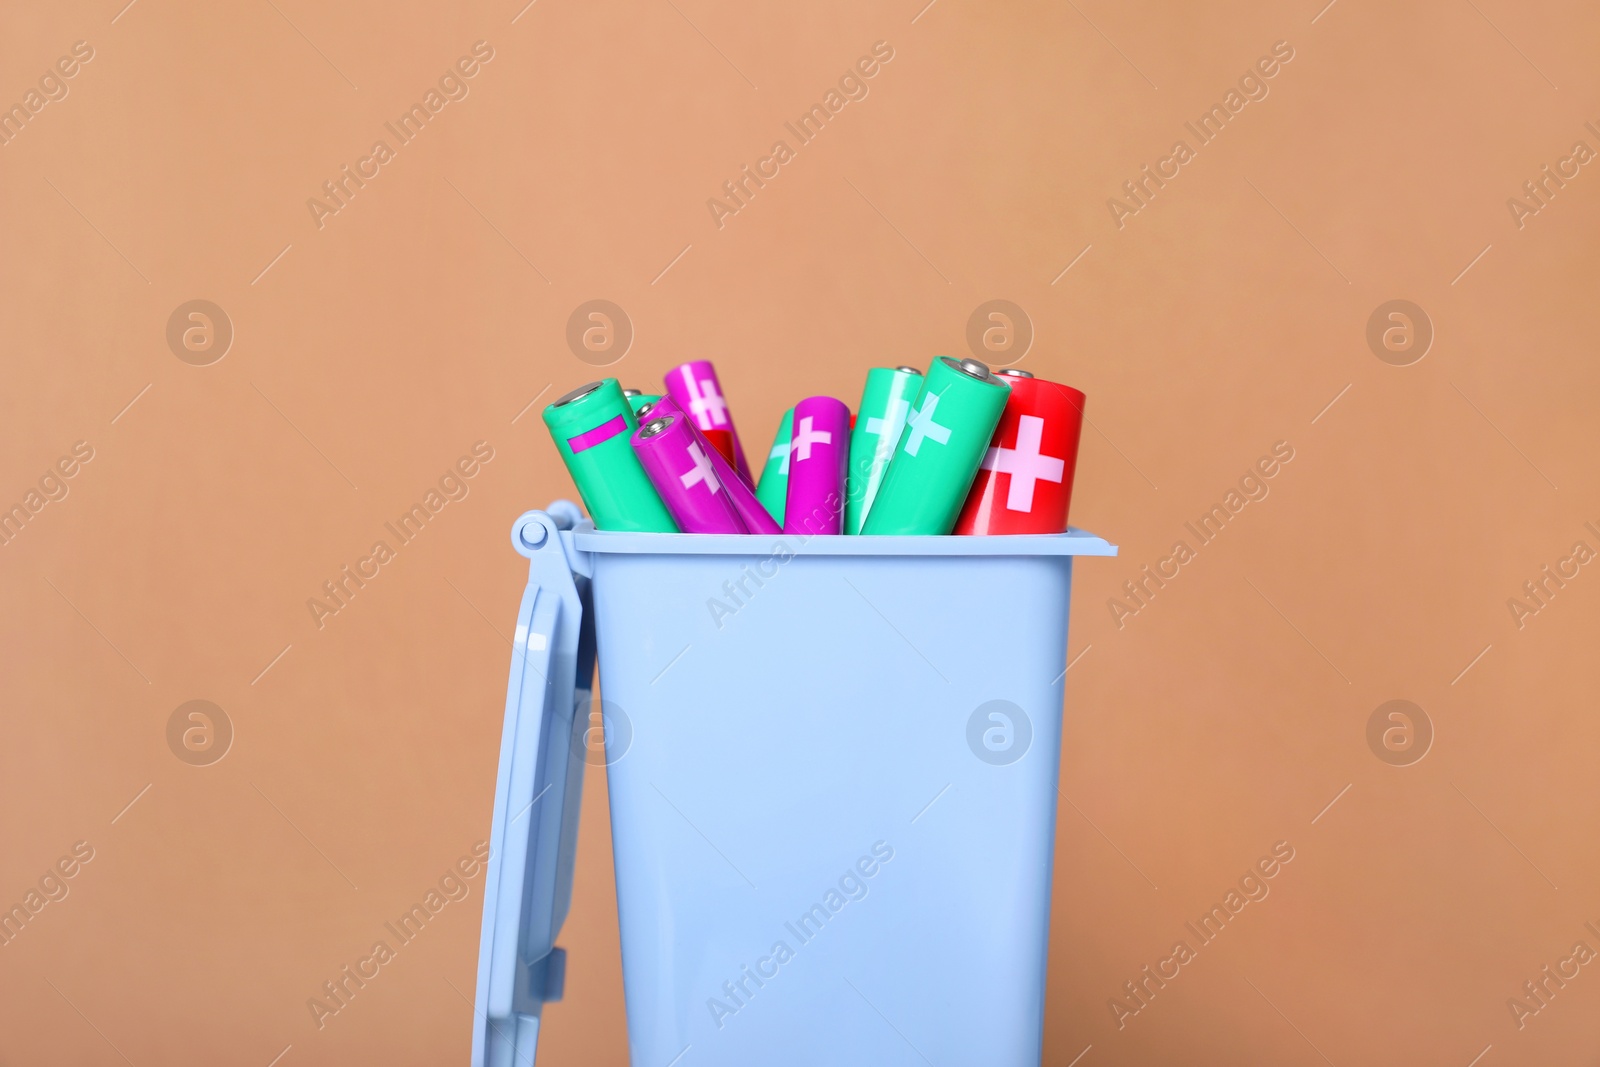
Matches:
[[902, 394, 952, 456], [981, 415, 1064, 512], [679, 442, 722, 494], [789, 416, 832, 462], [684, 375, 729, 426], [770, 439, 791, 475], [864, 396, 909, 449]]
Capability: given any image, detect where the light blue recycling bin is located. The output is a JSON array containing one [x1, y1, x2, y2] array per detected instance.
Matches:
[[472, 501, 1115, 1067]]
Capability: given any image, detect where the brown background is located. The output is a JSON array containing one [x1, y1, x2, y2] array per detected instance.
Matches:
[[3, 0, 1598, 1064]]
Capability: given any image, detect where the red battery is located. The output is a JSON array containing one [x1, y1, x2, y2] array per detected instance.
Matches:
[[699, 429, 738, 474], [953, 370, 1085, 535]]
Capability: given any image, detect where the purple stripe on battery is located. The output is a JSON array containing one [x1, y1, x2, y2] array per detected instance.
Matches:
[[783, 395, 850, 536], [651, 396, 779, 535], [631, 414, 747, 534], [566, 414, 628, 454]]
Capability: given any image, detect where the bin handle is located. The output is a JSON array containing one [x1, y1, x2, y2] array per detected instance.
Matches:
[[472, 503, 594, 1067]]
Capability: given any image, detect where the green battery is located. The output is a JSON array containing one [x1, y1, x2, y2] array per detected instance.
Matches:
[[860, 357, 1010, 536], [626, 391, 662, 418], [845, 366, 925, 535], [542, 379, 678, 533], [754, 407, 794, 525]]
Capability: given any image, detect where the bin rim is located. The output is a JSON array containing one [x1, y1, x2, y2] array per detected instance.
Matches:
[[570, 525, 1117, 557]]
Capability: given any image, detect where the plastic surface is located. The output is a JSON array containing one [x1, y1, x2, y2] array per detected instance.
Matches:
[[471, 503, 594, 1067], [476, 504, 1115, 1066]]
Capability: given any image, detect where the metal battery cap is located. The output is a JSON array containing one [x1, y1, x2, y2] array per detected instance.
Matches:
[[894, 365, 924, 375], [996, 369, 1034, 378], [950, 356, 993, 381], [637, 416, 674, 439], [553, 382, 604, 407], [622, 388, 642, 397]]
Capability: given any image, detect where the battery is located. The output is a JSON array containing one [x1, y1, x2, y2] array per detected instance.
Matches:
[[627, 392, 662, 417], [754, 407, 794, 525], [845, 365, 924, 535], [542, 380, 678, 533], [954, 374, 1084, 535], [664, 360, 753, 483], [783, 396, 850, 536], [860, 357, 1011, 536], [632, 414, 748, 534], [649, 396, 779, 534]]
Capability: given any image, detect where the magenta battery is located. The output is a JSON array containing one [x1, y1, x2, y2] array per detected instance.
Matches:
[[649, 395, 780, 535], [664, 360, 753, 483], [631, 413, 748, 534], [782, 396, 850, 536]]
